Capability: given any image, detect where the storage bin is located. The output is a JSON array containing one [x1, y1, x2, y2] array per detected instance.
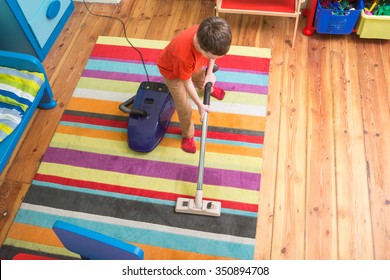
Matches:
[[314, 0, 364, 34], [356, 10, 390, 39]]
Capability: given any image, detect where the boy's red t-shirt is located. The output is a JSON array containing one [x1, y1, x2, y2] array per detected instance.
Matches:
[[157, 25, 208, 80]]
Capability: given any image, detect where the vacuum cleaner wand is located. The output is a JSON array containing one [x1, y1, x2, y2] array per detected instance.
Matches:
[[195, 82, 211, 208], [175, 82, 222, 217]]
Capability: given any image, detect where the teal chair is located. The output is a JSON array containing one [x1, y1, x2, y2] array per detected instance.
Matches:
[[52, 220, 144, 260]]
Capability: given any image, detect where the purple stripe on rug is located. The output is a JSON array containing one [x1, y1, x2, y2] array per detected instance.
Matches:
[[82, 70, 268, 94], [89, 57, 157, 65], [43, 147, 261, 191], [215, 81, 268, 94], [82, 70, 164, 84]]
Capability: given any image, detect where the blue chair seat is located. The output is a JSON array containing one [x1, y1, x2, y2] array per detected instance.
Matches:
[[52, 220, 144, 260]]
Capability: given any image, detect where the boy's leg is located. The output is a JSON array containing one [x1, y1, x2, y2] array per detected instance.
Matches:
[[163, 78, 194, 138], [192, 68, 205, 90], [192, 67, 225, 100]]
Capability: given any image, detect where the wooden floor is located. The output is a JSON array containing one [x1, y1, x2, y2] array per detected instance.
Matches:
[[1, 0, 389, 260]]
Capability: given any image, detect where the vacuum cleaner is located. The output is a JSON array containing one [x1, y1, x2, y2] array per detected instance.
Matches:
[[119, 81, 175, 153], [175, 82, 222, 217], [119, 64, 218, 153]]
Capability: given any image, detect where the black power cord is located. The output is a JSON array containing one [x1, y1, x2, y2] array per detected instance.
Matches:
[[82, 0, 150, 81]]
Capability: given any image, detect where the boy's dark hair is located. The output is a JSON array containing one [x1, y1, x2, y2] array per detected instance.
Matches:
[[197, 16, 232, 56]]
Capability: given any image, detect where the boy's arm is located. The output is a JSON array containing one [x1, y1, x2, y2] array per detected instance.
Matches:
[[206, 59, 215, 75], [183, 78, 210, 120], [205, 59, 216, 86]]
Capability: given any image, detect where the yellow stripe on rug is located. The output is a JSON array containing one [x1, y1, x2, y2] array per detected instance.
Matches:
[[37, 163, 260, 205]]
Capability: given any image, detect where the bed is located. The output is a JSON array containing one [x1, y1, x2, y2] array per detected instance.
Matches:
[[0, 50, 56, 174]]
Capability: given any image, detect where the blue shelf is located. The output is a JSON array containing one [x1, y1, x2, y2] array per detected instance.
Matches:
[[0, 0, 74, 61]]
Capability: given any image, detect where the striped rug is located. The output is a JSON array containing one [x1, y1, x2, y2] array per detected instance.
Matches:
[[1, 37, 271, 260]]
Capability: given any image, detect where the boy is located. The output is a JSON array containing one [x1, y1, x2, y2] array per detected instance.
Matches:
[[157, 16, 232, 153]]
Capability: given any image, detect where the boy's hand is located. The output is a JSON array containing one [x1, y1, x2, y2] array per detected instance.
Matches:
[[198, 104, 210, 122], [204, 72, 216, 88]]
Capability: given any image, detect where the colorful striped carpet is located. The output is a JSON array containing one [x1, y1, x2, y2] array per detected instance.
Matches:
[[1, 37, 271, 260]]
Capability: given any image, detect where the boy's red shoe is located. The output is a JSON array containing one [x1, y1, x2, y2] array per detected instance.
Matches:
[[211, 87, 225, 100], [181, 137, 196, 153]]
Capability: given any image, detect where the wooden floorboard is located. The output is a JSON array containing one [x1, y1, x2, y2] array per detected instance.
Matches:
[[357, 39, 390, 259], [1, 0, 389, 260], [306, 33, 337, 259], [271, 17, 308, 259], [255, 15, 284, 260], [331, 35, 366, 260]]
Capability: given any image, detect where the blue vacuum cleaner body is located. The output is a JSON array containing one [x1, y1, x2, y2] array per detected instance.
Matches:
[[119, 81, 175, 153]]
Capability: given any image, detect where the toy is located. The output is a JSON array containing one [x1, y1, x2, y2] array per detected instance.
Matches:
[[375, 3, 390, 15], [364, 0, 379, 14]]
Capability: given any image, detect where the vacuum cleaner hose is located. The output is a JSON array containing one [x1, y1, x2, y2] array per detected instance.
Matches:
[[118, 97, 135, 114], [119, 96, 148, 118], [129, 109, 148, 118]]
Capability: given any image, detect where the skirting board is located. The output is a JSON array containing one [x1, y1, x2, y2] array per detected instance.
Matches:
[[73, 0, 121, 3]]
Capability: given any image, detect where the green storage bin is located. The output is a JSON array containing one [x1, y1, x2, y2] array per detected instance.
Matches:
[[356, 10, 390, 39]]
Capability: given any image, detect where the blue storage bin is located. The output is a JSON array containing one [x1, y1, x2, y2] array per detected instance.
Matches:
[[314, 0, 364, 34]]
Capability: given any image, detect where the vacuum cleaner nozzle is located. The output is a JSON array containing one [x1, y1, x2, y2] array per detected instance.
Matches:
[[175, 197, 221, 217]]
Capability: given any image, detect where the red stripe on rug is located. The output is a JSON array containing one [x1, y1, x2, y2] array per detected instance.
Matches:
[[61, 114, 127, 129], [217, 55, 270, 73], [167, 126, 264, 144], [34, 174, 258, 213], [90, 44, 162, 63], [91, 44, 270, 72]]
